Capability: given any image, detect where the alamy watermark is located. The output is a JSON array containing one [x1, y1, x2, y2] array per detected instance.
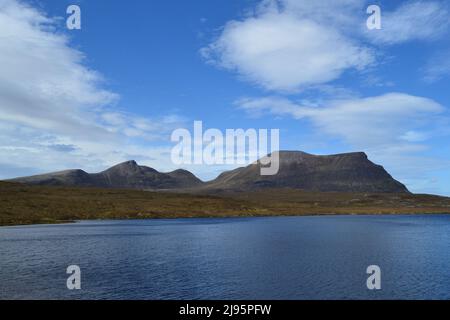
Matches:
[[366, 265, 382, 290], [171, 121, 280, 175], [66, 5, 81, 30], [367, 5, 381, 30], [66, 265, 81, 290], [64, 4, 380, 32]]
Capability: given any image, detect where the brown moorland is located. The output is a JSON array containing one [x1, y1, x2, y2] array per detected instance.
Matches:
[[1, 181, 450, 226]]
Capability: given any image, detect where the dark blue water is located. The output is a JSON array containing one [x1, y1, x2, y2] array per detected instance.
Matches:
[[1, 215, 450, 300]]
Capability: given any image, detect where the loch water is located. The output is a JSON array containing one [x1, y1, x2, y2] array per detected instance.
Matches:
[[1, 215, 450, 300]]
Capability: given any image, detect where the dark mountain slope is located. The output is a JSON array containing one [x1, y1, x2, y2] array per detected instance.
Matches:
[[204, 151, 409, 193], [9, 160, 203, 190]]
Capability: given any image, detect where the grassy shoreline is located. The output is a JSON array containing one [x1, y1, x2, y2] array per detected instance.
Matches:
[[1, 181, 450, 227]]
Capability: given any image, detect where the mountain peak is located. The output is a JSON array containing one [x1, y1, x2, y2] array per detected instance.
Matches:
[[91, 160, 203, 189], [101, 160, 158, 178], [116, 160, 138, 168]]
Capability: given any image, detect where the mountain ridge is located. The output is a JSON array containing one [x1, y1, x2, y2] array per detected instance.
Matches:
[[6, 150, 410, 193], [8, 160, 203, 190]]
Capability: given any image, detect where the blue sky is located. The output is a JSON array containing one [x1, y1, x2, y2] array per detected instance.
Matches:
[[1, 0, 450, 195]]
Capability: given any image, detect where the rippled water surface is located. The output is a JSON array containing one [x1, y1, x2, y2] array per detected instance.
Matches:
[[1, 215, 450, 300]]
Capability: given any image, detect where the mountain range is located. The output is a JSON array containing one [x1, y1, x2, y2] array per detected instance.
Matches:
[[7, 160, 203, 189], [7, 151, 409, 193]]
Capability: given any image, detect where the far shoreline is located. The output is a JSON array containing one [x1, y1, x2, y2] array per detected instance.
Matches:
[[2, 212, 450, 228]]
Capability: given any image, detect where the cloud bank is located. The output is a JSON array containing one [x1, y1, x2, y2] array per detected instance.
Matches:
[[0, 0, 183, 176]]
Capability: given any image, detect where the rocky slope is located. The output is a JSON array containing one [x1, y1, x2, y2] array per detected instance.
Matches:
[[204, 151, 409, 193]]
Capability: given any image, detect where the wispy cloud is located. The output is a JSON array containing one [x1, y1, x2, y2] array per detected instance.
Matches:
[[367, 1, 450, 45], [423, 49, 450, 83], [99, 111, 187, 141], [238, 93, 445, 148]]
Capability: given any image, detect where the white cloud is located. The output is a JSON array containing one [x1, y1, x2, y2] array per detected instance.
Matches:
[[0, 0, 184, 177], [202, 0, 374, 92], [279, 0, 365, 29], [367, 1, 450, 45], [400, 131, 430, 143], [0, 121, 176, 175], [99, 111, 187, 140], [238, 93, 444, 147], [202, 0, 450, 92]]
